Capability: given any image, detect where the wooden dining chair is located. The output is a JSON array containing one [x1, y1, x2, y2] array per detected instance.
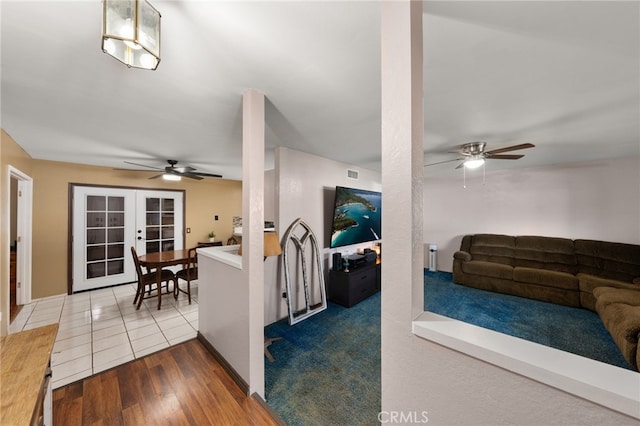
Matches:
[[175, 247, 197, 304], [131, 246, 176, 310]]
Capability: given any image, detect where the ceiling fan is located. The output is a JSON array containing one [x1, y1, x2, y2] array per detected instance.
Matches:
[[425, 142, 535, 170], [120, 160, 222, 180]]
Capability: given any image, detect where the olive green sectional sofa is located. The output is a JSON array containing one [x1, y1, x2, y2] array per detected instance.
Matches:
[[452, 233, 640, 370]]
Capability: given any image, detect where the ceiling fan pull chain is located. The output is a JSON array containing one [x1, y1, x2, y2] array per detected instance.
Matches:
[[482, 162, 486, 185], [463, 165, 467, 189]]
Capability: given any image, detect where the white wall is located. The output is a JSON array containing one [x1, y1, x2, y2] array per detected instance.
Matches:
[[264, 147, 381, 325], [424, 156, 640, 272]]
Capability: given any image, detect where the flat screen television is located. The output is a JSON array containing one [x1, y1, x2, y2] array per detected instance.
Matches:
[[329, 186, 382, 249]]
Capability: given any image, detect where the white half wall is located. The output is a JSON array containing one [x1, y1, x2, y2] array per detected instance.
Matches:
[[424, 155, 640, 272]]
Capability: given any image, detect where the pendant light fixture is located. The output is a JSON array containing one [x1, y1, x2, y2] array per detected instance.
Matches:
[[102, 0, 161, 70]]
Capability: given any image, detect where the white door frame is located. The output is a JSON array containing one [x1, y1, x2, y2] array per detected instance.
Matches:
[[8, 166, 33, 306]]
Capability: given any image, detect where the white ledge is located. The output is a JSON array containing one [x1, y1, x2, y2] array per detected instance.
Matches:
[[413, 311, 640, 419], [197, 245, 242, 270]]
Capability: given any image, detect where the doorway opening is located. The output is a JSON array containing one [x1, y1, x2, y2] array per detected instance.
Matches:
[[8, 166, 33, 324]]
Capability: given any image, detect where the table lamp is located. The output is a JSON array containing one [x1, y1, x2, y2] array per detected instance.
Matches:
[[237, 231, 282, 260]]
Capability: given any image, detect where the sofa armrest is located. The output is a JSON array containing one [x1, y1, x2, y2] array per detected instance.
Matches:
[[454, 251, 471, 262]]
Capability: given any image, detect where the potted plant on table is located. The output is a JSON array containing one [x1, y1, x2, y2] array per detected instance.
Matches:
[[208, 231, 216, 242]]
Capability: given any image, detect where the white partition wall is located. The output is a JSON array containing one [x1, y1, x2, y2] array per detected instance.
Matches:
[[197, 89, 266, 398]]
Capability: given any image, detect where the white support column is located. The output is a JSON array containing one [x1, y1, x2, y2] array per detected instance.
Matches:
[[380, 0, 424, 413], [242, 88, 266, 397]]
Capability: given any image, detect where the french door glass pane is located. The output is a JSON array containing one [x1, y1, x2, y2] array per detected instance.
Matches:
[[162, 199, 174, 210], [161, 213, 174, 225], [84, 195, 125, 279], [107, 244, 124, 259], [146, 198, 160, 211], [87, 212, 105, 228], [87, 195, 106, 210], [107, 260, 124, 275], [146, 241, 159, 253], [146, 212, 160, 225], [108, 197, 124, 210], [145, 196, 175, 253], [146, 227, 160, 240], [108, 228, 124, 242], [87, 246, 105, 261], [87, 229, 105, 244], [87, 263, 105, 279], [108, 212, 124, 227]]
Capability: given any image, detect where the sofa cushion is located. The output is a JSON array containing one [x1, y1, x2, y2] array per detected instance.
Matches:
[[513, 267, 578, 291], [575, 239, 640, 282], [593, 286, 640, 307], [469, 234, 515, 266], [462, 260, 513, 280], [577, 273, 640, 294], [514, 236, 577, 274]]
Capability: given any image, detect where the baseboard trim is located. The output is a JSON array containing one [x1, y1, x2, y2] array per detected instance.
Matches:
[[197, 332, 249, 395], [251, 392, 286, 425]]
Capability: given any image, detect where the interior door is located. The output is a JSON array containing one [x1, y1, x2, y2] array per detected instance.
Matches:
[[72, 186, 184, 292], [72, 187, 136, 292], [134, 190, 183, 256]]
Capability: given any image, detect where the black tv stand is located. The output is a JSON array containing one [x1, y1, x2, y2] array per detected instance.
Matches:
[[328, 259, 381, 308]]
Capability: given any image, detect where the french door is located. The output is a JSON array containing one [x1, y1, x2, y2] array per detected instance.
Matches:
[[71, 186, 184, 292]]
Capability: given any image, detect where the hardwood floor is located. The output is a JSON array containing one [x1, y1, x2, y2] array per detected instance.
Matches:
[[53, 339, 282, 425]]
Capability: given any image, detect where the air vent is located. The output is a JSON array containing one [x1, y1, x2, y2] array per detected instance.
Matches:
[[347, 169, 359, 180]]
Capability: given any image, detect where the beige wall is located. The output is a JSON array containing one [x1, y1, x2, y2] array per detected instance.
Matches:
[[30, 159, 242, 299], [1, 130, 34, 335]]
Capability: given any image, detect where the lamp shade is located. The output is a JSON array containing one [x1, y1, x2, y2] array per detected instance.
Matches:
[[237, 231, 282, 258], [102, 0, 161, 70], [264, 232, 282, 258]]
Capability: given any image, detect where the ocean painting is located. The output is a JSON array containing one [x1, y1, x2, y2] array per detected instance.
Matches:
[[330, 187, 382, 248]]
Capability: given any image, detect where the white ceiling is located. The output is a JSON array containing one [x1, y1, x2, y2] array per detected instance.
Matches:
[[2, 1, 638, 180]]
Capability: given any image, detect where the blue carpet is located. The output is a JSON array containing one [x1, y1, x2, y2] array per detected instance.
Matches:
[[265, 292, 381, 426], [424, 270, 632, 370], [264, 270, 631, 425]]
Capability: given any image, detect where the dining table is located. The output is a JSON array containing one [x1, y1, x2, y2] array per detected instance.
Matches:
[[137, 249, 191, 310]]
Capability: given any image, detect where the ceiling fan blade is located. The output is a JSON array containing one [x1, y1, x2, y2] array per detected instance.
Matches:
[[149, 173, 164, 179], [487, 154, 525, 160], [424, 158, 464, 167], [113, 167, 157, 172], [181, 172, 204, 180], [485, 143, 535, 155], [124, 161, 163, 170], [194, 172, 223, 178], [455, 162, 465, 169]]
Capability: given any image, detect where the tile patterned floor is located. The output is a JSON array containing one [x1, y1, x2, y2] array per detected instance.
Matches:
[[9, 282, 198, 390]]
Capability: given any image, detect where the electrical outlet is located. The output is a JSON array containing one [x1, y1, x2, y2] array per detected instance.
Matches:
[[186, 227, 191, 233], [214, 215, 219, 221], [282, 292, 287, 299]]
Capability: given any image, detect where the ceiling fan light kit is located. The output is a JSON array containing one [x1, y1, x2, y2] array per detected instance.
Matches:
[[102, 0, 161, 70], [162, 174, 181, 181], [464, 156, 485, 169]]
